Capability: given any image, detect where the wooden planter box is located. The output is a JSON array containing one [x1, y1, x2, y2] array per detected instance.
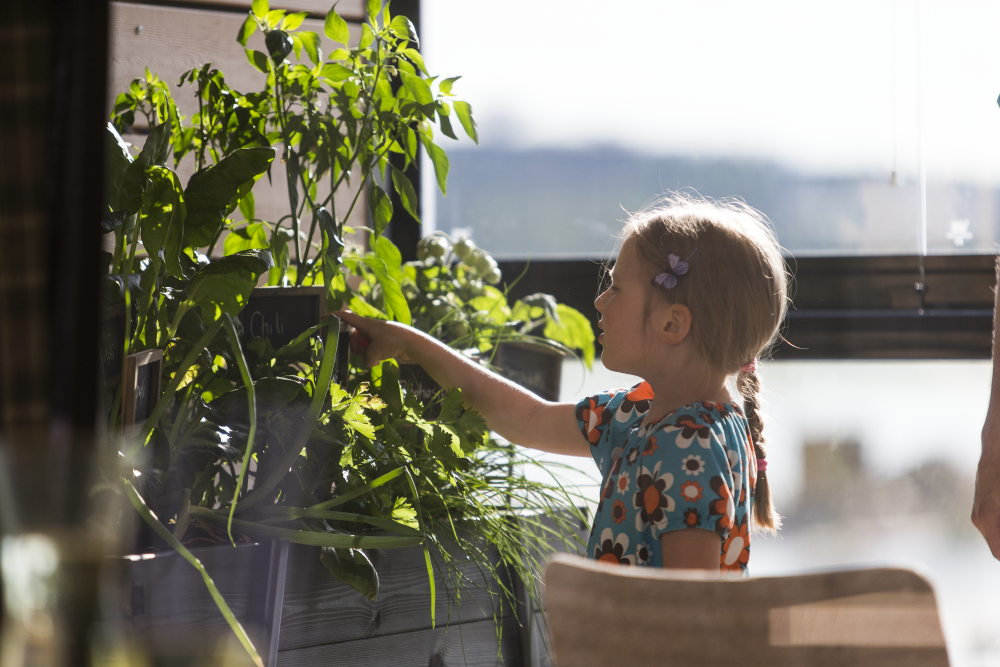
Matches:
[[122, 540, 525, 666]]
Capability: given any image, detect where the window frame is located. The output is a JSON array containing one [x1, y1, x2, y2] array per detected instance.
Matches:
[[494, 254, 997, 360]]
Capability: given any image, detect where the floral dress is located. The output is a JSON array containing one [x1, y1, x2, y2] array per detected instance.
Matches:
[[575, 381, 755, 573]]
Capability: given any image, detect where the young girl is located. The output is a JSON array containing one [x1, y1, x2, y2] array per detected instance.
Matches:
[[336, 196, 787, 572]]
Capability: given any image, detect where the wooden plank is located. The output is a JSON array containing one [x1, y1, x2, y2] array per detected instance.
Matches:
[[109, 2, 362, 107], [278, 542, 515, 651], [276, 616, 522, 667], [768, 592, 945, 648], [175, 0, 366, 20], [124, 542, 263, 653]]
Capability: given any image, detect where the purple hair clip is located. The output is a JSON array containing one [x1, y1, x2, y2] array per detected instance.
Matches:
[[651, 248, 697, 290]]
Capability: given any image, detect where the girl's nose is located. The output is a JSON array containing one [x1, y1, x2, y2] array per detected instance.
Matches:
[[594, 289, 608, 313]]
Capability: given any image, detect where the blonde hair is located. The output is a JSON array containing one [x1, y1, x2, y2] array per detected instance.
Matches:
[[620, 195, 788, 533]]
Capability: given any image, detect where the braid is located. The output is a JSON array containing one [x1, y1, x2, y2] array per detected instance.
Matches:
[[737, 368, 780, 533]]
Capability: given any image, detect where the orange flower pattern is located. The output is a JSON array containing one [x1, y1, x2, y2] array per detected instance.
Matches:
[[577, 397, 613, 444], [576, 382, 754, 573], [721, 515, 751, 571]]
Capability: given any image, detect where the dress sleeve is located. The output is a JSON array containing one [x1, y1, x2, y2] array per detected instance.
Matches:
[[634, 407, 738, 543], [575, 382, 654, 469]]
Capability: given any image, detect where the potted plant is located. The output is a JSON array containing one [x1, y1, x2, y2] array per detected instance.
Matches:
[[97, 2, 588, 664]]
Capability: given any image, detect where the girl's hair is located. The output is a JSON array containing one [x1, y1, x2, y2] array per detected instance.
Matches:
[[620, 194, 788, 533]]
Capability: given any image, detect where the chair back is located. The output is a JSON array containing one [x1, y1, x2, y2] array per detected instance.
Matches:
[[544, 554, 949, 667]]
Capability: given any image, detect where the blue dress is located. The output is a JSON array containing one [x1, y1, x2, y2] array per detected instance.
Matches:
[[575, 381, 755, 572]]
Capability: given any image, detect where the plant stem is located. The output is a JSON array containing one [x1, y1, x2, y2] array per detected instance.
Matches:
[[222, 314, 257, 544], [165, 302, 191, 342]]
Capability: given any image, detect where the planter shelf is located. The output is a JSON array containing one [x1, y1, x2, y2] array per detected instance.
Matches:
[[123, 540, 524, 666]]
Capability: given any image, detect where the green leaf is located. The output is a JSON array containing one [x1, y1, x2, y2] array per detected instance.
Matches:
[[238, 190, 255, 222], [137, 121, 171, 168], [348, 295, 387, 320], [418, 134, 449, 196], [359, 23, 374, 48], [280, 10, 308, 30], [389, 165, 420, 223], [320, 63, 354, 82], [237, 13, 256, 46], [367, 183, 393, 239], [364, 256, 411, 325], [389, 15, 418, 44], [438, 76, 460, 95], [321, 547, 379, 601], [298, 30, 321, 64], [140, 166, 187, 278], [438, 111, 457, 140], [366, 0, 380, 23], [399, 70, 433, 106], [123, 482, 265, 667], [105, 123, 134, 212], [543, 303, 596, 369], [183, 147, 275, 248], [311, 467, 406, 510], [223, 222, 269, 255], [190, 507, 422, 549], [453, 100, 478, 144], [187, 249, 274, 322], [246, 49, 271, 73], [251, 0, 268, 18], [375, 235, 404, 284], [265, 29, 293, 64], [401, 47, 427, 75], [263, 9, 286, 28], [324, 7, 351, 44]]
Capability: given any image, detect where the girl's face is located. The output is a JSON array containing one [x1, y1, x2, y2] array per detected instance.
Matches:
[[594, 240, 659, 374]]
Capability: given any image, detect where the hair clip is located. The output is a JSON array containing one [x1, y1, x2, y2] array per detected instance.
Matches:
[[651, 248, 697, 290]]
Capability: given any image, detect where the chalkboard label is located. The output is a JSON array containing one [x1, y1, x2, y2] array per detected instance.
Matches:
[[494, 342, 563, 402], [100, 304, 127, 385], [399, 363, 443, 419], [239, 286, 325, 351], [124, 349, 163, 428]]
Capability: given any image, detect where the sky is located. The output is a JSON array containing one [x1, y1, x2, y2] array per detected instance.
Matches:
[[422, 0, 1000, 184]]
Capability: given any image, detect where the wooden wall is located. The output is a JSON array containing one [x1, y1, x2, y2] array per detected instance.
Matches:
[[107, 1, 368, 252]]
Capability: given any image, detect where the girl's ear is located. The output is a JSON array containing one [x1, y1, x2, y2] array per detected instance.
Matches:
[[659, 303, 692, 344]]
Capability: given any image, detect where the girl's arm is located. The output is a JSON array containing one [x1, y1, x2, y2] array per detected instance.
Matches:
[[335, 310, 590, 457]]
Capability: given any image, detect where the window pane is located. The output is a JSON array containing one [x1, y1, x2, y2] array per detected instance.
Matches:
[[424, 0, 1000, 257]]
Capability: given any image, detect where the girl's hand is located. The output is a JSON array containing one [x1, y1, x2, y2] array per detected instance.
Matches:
[[334, 310, 415, 368]]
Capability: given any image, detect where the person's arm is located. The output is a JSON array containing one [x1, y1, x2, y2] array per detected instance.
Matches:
[[974, 257, 1000, 560], [335, 310, 590, 457]]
